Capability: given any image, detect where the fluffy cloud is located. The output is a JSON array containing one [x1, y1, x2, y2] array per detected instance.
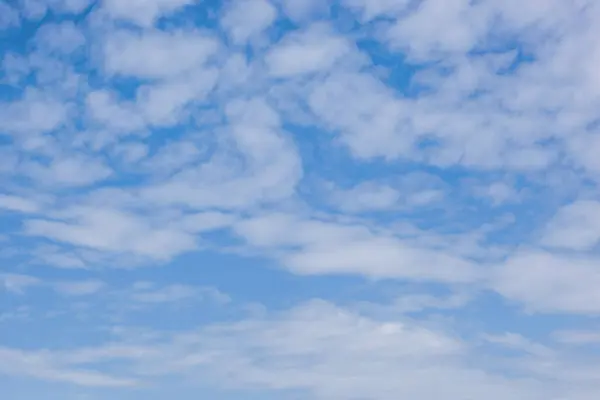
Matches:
[[2, 0, 600, 398], [232, 213, 480, 282], [265, 23, 355, 77], [0, 2, 20, 29], [541, 200, 600, 251], [492, 251, 600, 314], [24, 206, 198, 260], [102, 29, 219, 80], [101, 0, 196, 27], [279, 0, 329, 22], [0, 194, 40, 213], [221, 0, 278, 44]]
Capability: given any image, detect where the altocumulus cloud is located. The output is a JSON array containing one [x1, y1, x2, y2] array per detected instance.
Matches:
[[2, 0, 600, 399]]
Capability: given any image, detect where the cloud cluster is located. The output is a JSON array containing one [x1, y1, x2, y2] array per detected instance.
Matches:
[[2, 0, 600, 398]]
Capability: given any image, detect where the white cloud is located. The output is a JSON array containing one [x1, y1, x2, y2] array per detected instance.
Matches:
[[291, 1, 600, 176], [85, 90, 147, 138], [359, 291, 473, 314], [22, 154, 113, 187], [139, 141, 201, 175], [102, 0, 197, 27], [131, 284, 197, 303], [385, 0, 490, 60], [553, 330, 600, 346], [216, 52, 255, 93], [282, 234, 478, 282], [131, 284, 230, 304], [49, 0, 93, 14], [234, 213, 479, 282], [473, 181, 522, 206], [0, 300, 583, 399], [0, 2, 20, 29], [53, 280, 105, 296], [31, 245, 88, 269], [4, 1, 600, 397], [136, 70, 219, 126], [19, 0, 49, 20], [0, 347, 138, 387], [86, 28, 221, 142], [569, 133, 600, 176], [1, 274, 41, 294], [103, 29, 219, 80], [34, 21, 86, 54], [24, 207, 198, 261], [141, 98, 302, 210], [484, 332, 554, 358], [0, 89, 68, 137], [308, 71, 414, 160], [111, 141, 149, 164], [492, 250, 600, 314], [0, 194, 40, 213], [541, 200, 600, 251], [265, 23, 354, 77], [325, 173, 445, 213], [18, 0, 93, 19], [221, 0, 277, 44], [327, 181, 401, 212], [0, 306, 31, 323], [343, 0, 410, 21], [279, 0, 329, 22], [306, 64, 562, 169], [178, 211, 236, 233]]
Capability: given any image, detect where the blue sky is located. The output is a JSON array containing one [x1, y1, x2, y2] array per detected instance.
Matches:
[[2, 0, 600, 399]]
